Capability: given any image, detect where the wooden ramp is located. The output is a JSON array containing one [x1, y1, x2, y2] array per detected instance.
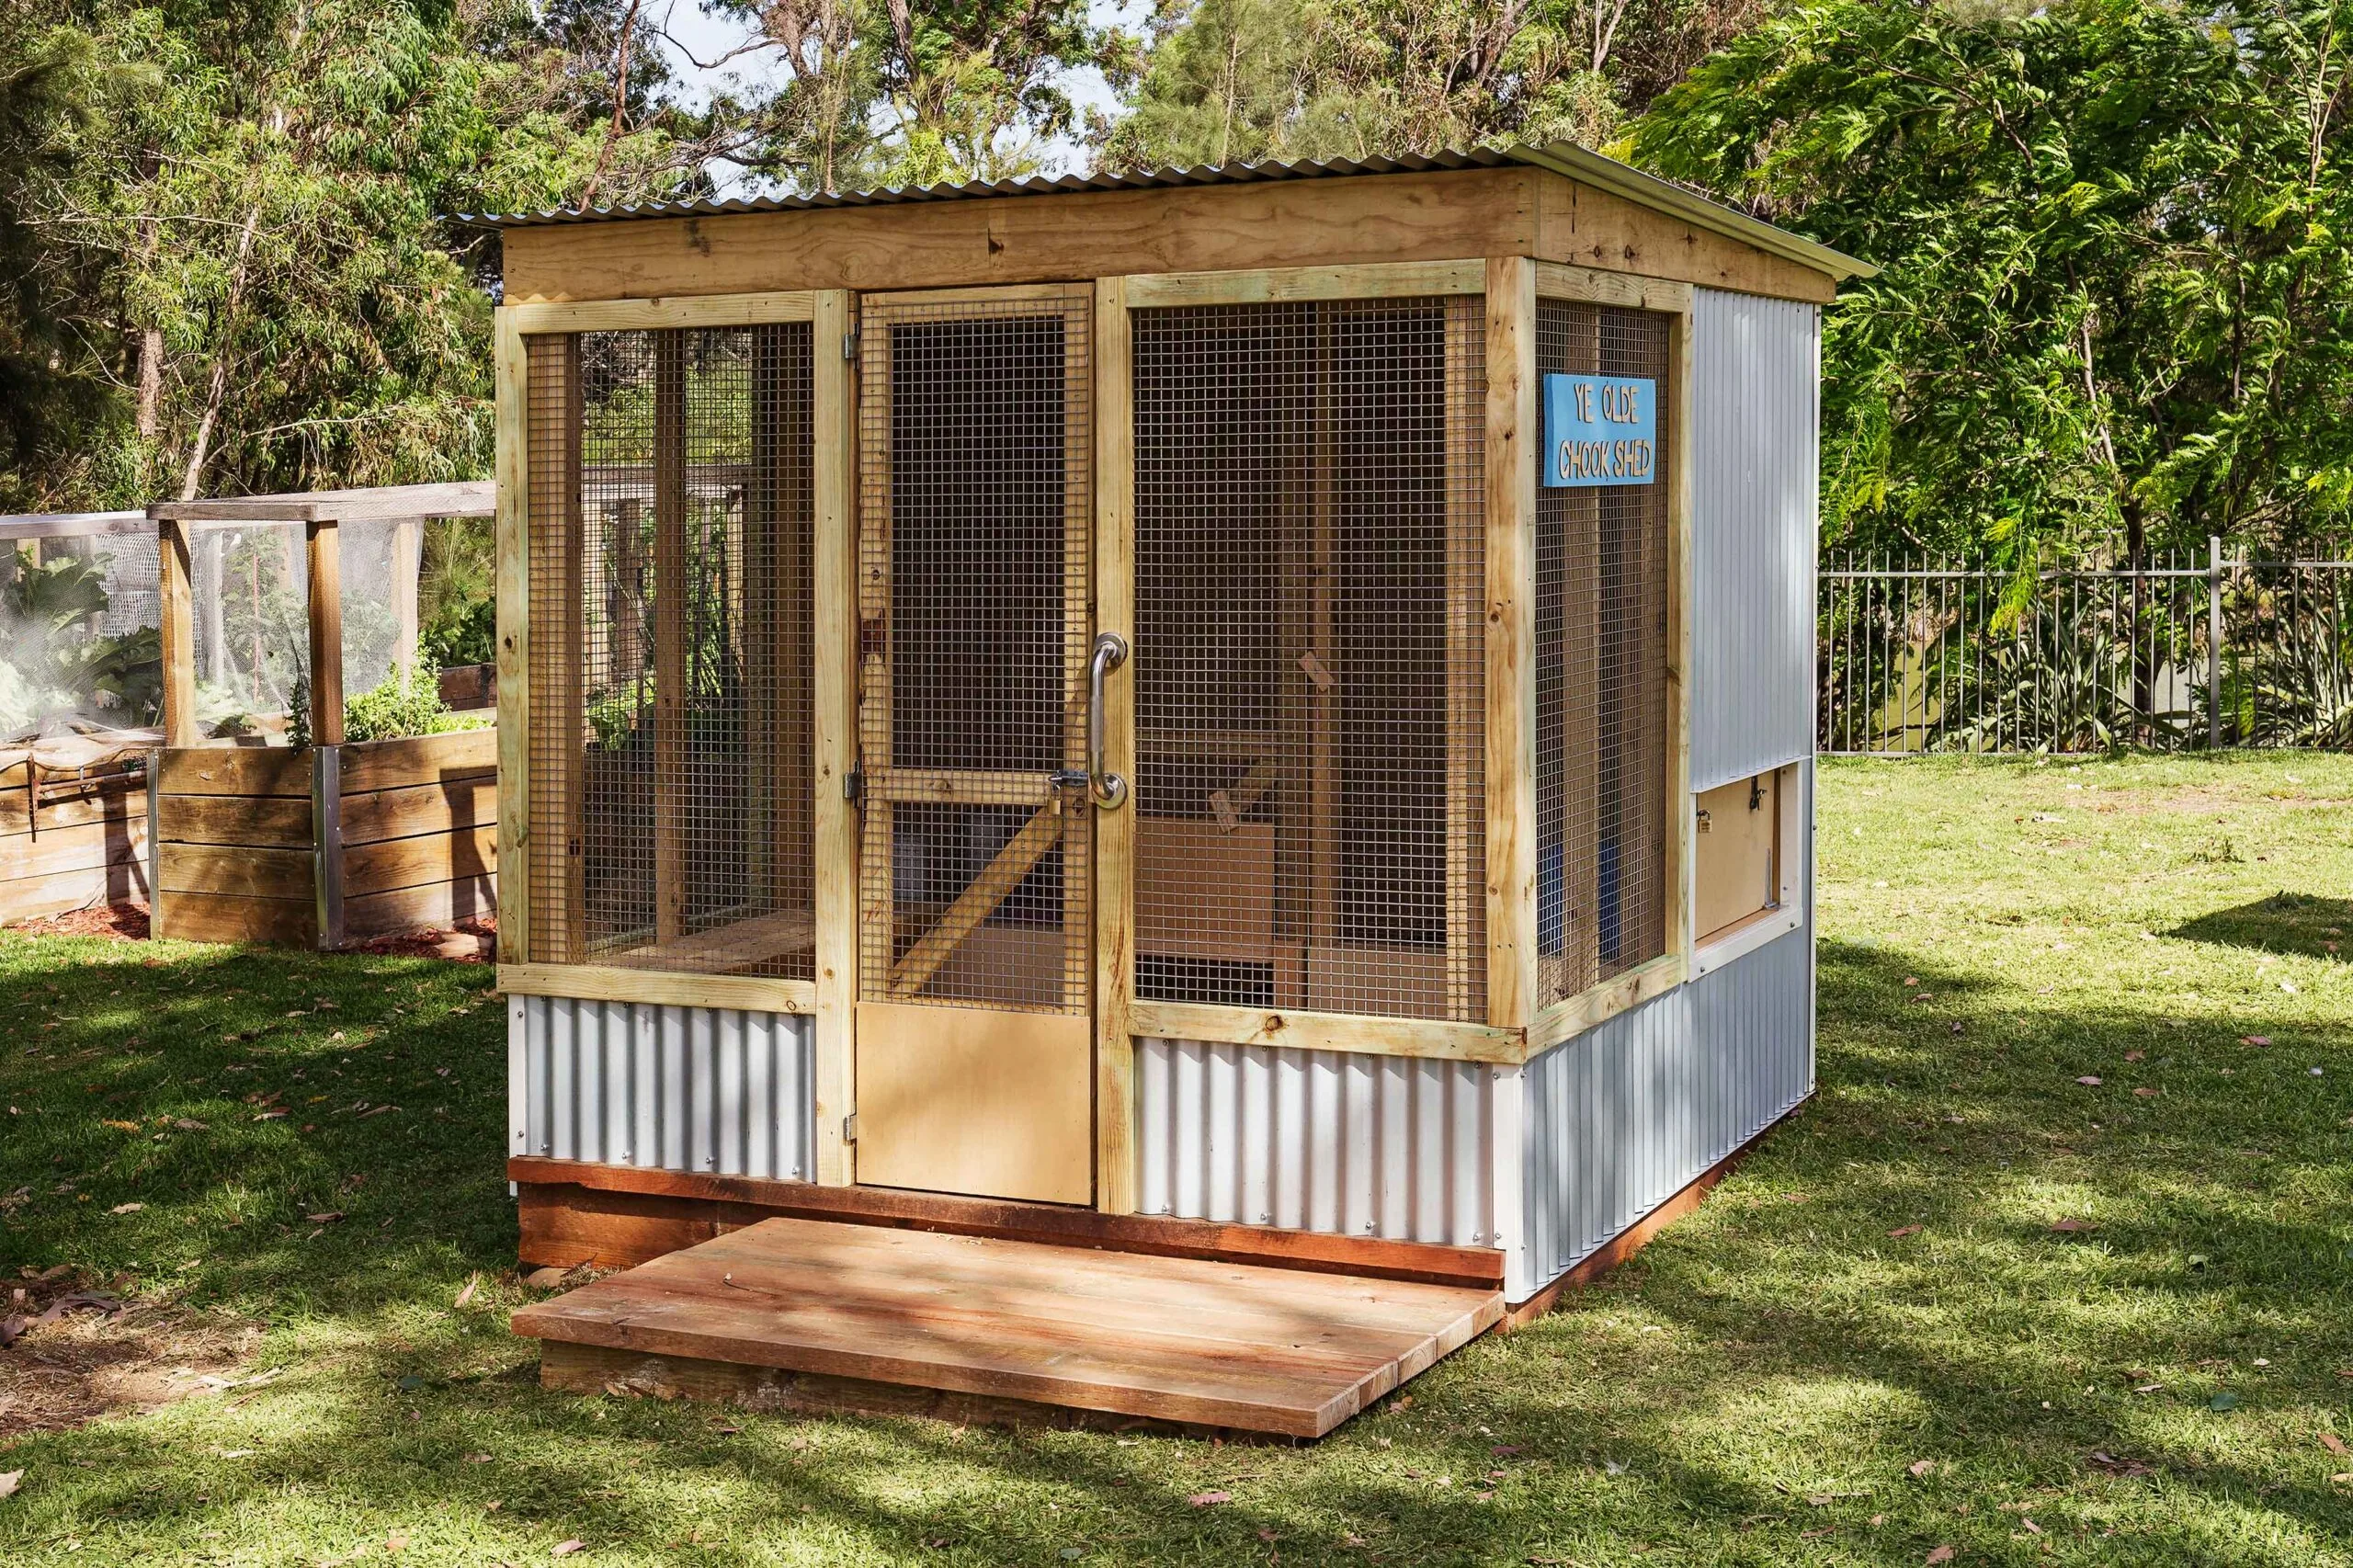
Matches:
[[512, 1216, 1503, 1438]]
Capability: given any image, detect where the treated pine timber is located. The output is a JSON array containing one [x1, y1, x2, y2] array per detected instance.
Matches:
[[1125, 997, 1526, 1064], [343, 820, 495, 895], [157, 520, 198, 747], [149, 482, 493, 527], [336, 774, 495, 846], [652, 332, 689, 946], [335, 728, 496, 793], [157, 892, 314, 947], [309, 522, 347, 748], [511, 1216, 1503, 1437], [499, 962, 815, 1015], [541, 1341, 1312, 1439], [1122, 259, 1485, 308], [809, 289, 859, 1188], [509, 1159, 1506, 1290], [504, 290, 819, 335], [346, 876, 494, 938], [500, 168, 1836, 307], [157, 745, 313, 798], [1483, 257, 1540, 1031], [154, 791, 310, 847], [1527, 951, 1688, 1055], [1093, 271, 1138, 1215], [494, 306, 533, 967]]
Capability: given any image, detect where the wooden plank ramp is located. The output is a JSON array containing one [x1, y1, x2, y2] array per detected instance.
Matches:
[[512, 1215, 1502, 1438]]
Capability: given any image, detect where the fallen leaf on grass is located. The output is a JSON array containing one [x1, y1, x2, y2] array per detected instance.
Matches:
[[1888, 1225, 1922, 1239], [551, 1541, 585, 1558], [1926, 1548, 1954, 1564], [175, 1118, 209, 1131], [2123, 1051, 2145, 1062], [306, 1211, 345, 1224], [1186, 1491, 1232, 1506], [2132, 1086, 2159, 1098], [0, 1470, 20, 1499], [2086, 1450, 2154, 1478], [2243, 1035, 2271, 1046], [109, 1201, 142, 1214], [454, 1274, 479, 1309], [387, 1531, 408, 1553], [2049, 1218, 2097, 1233], [1907, 1460, 1935, 1478], [101, 1119, 140, 1131], [2075, 1075, 2102, 1086], [2321, 1433, 2348, 1457], [253, 1110, 288, 1121], [524, 1267, 569, 1289]]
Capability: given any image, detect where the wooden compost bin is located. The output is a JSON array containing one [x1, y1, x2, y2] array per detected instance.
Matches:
[[147, 483, 498, 948], [150, 729, 495, 946]]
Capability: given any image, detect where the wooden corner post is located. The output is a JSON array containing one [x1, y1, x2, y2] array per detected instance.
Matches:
[[156, 518, 197, 748], [305, 518, 345, 747], [493, 306, 533, 966], [1484, 256, 1540, 1033], [810, 290, 859, 1187], [1093, 274, 1137, 1215]]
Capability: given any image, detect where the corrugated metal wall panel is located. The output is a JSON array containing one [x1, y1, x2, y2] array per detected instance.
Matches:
[[1691, 289, 1820, 791], [1135, 1040, 1495, 1247], [1521, 923, 1813, 1290], [514, 997, 815, 1180]]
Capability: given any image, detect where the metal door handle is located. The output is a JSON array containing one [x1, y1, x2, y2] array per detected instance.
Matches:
[[1088, 631, 1129, 809]]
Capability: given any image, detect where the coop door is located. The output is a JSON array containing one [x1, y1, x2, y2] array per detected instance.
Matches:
[[851, 286, 1096, 1205]]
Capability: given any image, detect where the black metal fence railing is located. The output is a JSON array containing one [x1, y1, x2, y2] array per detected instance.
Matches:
[[1819, 542, 2353, 754]]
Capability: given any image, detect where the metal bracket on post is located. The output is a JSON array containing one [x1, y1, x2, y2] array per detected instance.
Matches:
[[313, 744, 345, 950], [144, 755, 162, 933]]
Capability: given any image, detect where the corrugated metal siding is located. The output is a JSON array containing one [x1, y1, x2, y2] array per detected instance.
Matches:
[[1691, 289, 1820, 791], [1519, 923, 1813, 1290], [513, 996, 815, 1180], [1135, 1040, 1495, 1247]]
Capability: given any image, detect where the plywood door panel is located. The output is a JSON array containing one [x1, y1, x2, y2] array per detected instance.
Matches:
[[1693, 772, 1779, 939], [854, 1000, 1092, 1204]]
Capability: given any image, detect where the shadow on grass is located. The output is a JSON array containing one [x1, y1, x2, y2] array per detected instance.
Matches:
[[2166, 891, 2353, 961], [1466, 931, 2353, 1558]]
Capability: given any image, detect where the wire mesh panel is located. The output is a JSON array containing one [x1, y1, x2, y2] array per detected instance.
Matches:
[[1131, 296, 1485, 1023], [525, 324, 817, 976], [857, 290, 1093, 1013], [1536, 300, 1670, 1005]]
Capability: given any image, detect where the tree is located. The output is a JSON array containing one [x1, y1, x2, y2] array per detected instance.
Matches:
[[0, 0, 695, 512], [1093, 0, 1761, 172], [1632, 0, 2353, 563]]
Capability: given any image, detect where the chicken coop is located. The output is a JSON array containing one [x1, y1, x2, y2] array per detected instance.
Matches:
[[483, 145, 1869, 1437]]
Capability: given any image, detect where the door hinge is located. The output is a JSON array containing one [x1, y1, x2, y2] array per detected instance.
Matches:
[[841, 1113, 858, 1142], [845, 764, 863, 802], [843, 328, 859, 361]]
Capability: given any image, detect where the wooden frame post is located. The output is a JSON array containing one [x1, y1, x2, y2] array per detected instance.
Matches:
[[1092, 273, 1137, 1214], [1665, 305, 1697, 969], [810, 289, 859, 1187], [306, 518, 345, 747], [494, 307, 533, 967], [392, 517, 421, 675], [157, 518, 198, 748], [1483, 256, 1540, 1032]]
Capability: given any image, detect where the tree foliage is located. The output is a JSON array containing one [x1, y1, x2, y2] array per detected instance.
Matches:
[[1633, 0, 2353, 561], [0, 0, 694, 512]]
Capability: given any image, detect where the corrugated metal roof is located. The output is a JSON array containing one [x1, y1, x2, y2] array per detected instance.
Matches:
[[457, 142, 1875, 281]]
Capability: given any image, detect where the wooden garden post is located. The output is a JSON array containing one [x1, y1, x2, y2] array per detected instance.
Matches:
[[306, 517, 345, 746], [157, 518, 198, 748]]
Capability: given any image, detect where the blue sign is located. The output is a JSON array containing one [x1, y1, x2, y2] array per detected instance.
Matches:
[[1543, 374, 1657, 487]]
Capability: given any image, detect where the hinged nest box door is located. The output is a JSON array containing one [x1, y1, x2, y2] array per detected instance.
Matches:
[[851, 285, 1098, 1205]]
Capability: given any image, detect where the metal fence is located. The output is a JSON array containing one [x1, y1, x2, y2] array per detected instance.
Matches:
[[1821, 541, 2353, 753]]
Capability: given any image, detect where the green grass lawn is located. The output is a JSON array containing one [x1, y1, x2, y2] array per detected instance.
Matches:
[[2, 753, 2350, 1566]]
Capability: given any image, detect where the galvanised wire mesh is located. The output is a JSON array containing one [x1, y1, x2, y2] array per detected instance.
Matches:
[[857, 291, 1093, 1013], [1131, 296, 1486, 1023], [1536, 299, 1670, 1006], [525, 324, 817, 975]]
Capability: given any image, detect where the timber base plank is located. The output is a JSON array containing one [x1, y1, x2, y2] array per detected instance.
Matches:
[[515, 1215, 1502, 1438]]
